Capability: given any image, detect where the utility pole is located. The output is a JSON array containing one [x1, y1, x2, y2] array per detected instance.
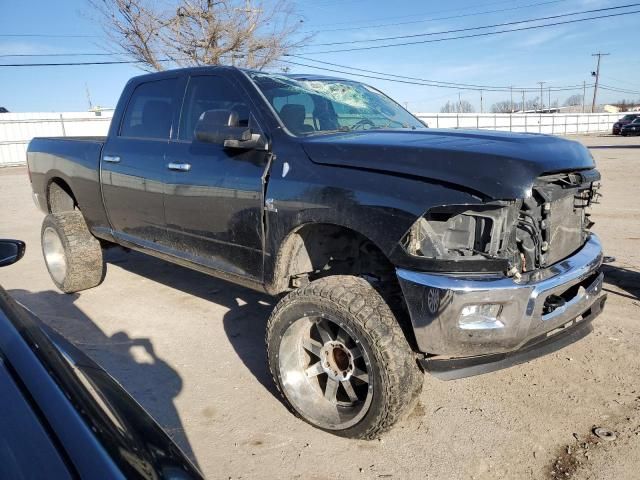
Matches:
[[537, 81, 546, 111], [458, 92, 462, 113], [548, 87, 551, 112], [85, 83, 93, 110], [479, 90, 483, 113], [522, 90, 525, 112], [591, 52, 609, 113], [582, 81, 586, 113]]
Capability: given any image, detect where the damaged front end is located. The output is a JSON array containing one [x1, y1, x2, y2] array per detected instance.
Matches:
[[400, 169, 601, 279], [395, 169, 606, 375]]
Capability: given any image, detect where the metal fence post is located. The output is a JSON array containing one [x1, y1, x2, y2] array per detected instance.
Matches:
[[456, 113, 459, 129], [509, 113, 512, 132], [436, 114, 439, 128], [59, 114, 67, 137], [476, 114, 479, 130], [539, 113, 542, 133], [524, 115, 528, 133]]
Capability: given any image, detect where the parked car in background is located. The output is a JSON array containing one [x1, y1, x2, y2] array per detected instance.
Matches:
[[620, 117, 640, 136], [612, 113, 640, 134], [0, 239, 203, 480]]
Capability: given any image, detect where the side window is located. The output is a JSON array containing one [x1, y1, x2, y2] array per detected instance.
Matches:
[[179, 75, 250, 141], [120, 78, 177, 139]]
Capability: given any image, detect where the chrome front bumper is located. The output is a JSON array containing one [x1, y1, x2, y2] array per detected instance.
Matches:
[[397, 234, 605, 357]]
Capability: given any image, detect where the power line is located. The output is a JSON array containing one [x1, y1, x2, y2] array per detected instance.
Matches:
[[0, 59, 160, 67], [280, 58, 591, 94], [303, 0, 526, 29], [300, 9, 640, 54], [0, 33, 97, 38], [311, 3, 640, 46], [289, 56, 592, 92], [0, 53, 596, 95], [599, 84, 640, 95], [600, 75, 640, 88], [1, 54, 634, 100], [0, 52, 118, 58], [305, 0, 569, 34]]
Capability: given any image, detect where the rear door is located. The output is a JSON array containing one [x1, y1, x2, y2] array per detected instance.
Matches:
[[101, 76, 181, 248], [163, 73, 269, 282]]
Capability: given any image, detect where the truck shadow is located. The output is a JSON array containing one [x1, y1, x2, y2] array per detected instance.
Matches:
[[104, 248, 280, 398], [602, 264, 640, 300], [8, 287, 201, 470]]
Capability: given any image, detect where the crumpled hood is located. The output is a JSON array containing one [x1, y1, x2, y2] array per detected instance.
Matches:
[[301, 129, 595, 199]]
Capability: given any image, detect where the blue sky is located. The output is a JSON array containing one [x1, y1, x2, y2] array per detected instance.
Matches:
[[1, 0, 638, 112]]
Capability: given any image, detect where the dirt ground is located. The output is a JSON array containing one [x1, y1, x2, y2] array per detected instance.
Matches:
[[0, 134, 638, 480]]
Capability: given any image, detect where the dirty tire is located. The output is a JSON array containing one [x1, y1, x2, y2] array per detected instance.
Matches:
[[266, 275, 423, 439], [48, 182, 75, 213], [41, 211, 105, 293]]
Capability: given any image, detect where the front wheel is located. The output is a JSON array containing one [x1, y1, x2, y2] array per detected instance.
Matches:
[[266, 275, 423, 439]]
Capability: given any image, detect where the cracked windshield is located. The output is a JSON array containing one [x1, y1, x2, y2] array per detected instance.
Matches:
[[249, 73, 426, 135]]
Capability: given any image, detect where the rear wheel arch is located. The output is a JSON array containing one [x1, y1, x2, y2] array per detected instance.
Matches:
[[47, 177, 77, 213]]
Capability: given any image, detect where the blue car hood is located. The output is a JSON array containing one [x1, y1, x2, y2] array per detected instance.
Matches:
[[301, 129, 595, 199]]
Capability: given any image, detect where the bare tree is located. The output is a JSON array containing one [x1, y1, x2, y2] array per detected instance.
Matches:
[[611, 99, 640, 112], [491, 101, 514, 113], [88, 0, 311, 71], [440, 100, 475, 113], [563, 94, 582, 106]]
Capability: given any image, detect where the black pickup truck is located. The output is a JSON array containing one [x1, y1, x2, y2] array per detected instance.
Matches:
[[27, 66, 606, 439]]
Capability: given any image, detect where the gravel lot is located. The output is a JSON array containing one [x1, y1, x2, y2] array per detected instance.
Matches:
[[1, 134, 639, 480]]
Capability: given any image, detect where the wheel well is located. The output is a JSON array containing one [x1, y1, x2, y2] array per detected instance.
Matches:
[[272, 224, 418, 350], [47, 178, 77, 213]]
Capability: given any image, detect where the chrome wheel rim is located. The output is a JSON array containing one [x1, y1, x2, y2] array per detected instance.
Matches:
[[278, 314, 374, 430], [42, 227, 66, 284]]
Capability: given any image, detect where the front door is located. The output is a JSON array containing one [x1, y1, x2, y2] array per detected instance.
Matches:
[[163, 74, 269, 282], [101, 76, 181, 248]]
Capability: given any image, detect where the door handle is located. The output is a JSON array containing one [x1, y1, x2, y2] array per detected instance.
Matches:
[[103, 155, 121, 163], [167, 162, 191, 172]]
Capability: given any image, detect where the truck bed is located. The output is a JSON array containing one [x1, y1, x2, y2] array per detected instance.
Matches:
[[27, 136, 109, 230]]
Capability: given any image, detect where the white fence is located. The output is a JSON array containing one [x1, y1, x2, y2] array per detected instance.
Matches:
[[0, 110, 619, 167], [415, 112, 619, 135], [0, 112, 113, 167]]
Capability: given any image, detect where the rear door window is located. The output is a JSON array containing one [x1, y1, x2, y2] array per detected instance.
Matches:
[[120, 78, 177, 139]]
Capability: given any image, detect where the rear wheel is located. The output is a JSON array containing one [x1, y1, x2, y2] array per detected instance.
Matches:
[[266, 275, 423, 439], [41, 211, 105, 293]]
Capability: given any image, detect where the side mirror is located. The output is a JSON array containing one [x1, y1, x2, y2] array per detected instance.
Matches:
[[194, 109, 266, 150], [0, 239, 25, 267], [194, 109, 251, 144]]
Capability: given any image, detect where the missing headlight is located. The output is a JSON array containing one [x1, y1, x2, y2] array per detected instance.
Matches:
[[402, 202, 519, 262]]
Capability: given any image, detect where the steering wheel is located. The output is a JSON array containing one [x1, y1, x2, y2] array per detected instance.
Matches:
[[351, 118, 376, 130]]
